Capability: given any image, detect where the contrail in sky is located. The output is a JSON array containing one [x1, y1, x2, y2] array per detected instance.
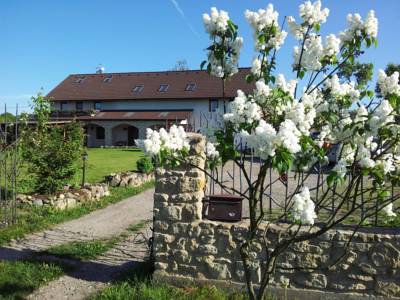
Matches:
[[170, 0, 201, 39]]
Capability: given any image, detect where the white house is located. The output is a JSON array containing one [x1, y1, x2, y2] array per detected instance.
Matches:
[[47, 68, 252, 147]]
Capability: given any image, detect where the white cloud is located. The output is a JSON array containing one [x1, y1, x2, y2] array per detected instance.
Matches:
[[169, 0, 200, 38]]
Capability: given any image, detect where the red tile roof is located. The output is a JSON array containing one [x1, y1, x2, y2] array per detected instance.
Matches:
[[76, 110, 192, 121], [47, 68, 253, 101]]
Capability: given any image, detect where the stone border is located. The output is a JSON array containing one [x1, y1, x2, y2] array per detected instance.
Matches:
[[17, 171, 154, 210]]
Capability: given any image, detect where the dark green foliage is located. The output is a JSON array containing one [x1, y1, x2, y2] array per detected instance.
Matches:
[[20, 93, 84, 194], [136, 156, 155, 174], [0, 112, 16, 123], [338, 62, 374, 87]]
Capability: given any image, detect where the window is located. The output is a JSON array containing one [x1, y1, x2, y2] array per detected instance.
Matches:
[[61, 101, 68, 111], [185, 83, 196, 92], [76, 101, 83, 111], [74, 76, 86, 84], [96, 126, 105, 140], [158, 84, 169, 92], [94, 102, 102, 110], [132, 85, 144, 93], [103, 75, 112, 83], [209, 99, 219, 112]]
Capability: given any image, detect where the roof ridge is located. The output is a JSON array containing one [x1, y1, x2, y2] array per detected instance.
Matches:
[[69, 67, 251, 77]]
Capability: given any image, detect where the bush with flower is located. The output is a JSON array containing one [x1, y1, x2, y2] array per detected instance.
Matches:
[[138, 1, 399, 299]]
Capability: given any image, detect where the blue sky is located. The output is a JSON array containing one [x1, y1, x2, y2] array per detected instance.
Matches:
[[1, 0, 400, 112]]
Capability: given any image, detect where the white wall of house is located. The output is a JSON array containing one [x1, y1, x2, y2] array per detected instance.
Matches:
[[54, 98, 230, 147]]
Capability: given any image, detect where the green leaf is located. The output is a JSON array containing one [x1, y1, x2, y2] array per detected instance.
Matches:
[[200, 60, 207, 70]]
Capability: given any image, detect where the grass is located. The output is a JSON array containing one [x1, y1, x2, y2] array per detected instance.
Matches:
[[43, 239, 117, 261], [15, 148, 145, 192], [0, 260, 64, 299], [42, 220, 150, 261], [90, 261, 251, 300], [0, 181, 154, 246], [71, 148, 144, 185]]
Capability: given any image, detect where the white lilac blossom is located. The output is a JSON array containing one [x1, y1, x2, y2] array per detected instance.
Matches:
[[354, 105, 369, 124], [223, 90, 262, 128], [245, 120, 277, 159], [377, 69, 400, 97], [340, 10, 378, 43], [203, 8, 243, 78], [286, 16, 305, 40], [333, 159, 348, 178], [254, 80, 271, 104], [376, 154, 396, 175], [369, 100, 394, 133], [203, 7, 230, 35], [323, 34, 341, 58], [251, 57, 262, 77], [382, 203, 397, 218], [137, 125, 189, 157], [286, 102, 316, 135], [293, 34, 324, 71], [357, 144, 375, 169], [292, 187, 317, 225], [245, 4, 287, 50], [323, 75, 360, 103], [276, 74, 297, 98], [299, 0, 329, 26], [206, 142, 220, 159], [277, 119, 302, 154], [315, 124, 332, 148]]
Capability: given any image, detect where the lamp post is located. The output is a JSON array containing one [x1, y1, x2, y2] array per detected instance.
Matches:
[[82, 151, 88, 187]]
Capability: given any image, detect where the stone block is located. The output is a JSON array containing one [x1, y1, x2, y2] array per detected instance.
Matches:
[[198, 244, 218, 255], [159, 206, 182, 221]]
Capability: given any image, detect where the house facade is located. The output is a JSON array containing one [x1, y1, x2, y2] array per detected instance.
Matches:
[[47, 68, 252, 147]]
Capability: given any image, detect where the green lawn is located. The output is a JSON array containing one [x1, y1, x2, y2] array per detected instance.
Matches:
[[90, 261, 252, 300], [0, 260, 64, 299], [71, 148, 144, 185], [15, 147, 145, 193]]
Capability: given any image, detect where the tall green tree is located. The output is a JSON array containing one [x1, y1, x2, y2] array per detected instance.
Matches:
[[20, 93, 84, 194]]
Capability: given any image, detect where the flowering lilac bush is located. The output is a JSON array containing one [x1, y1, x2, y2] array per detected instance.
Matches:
[[139, 1, 399, 298]]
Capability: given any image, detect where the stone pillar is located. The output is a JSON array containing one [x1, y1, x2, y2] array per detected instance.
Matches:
[[152, 133, 206, 274]]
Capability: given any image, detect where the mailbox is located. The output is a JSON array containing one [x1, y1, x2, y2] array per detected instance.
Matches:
[[205, 194, 244, 222]]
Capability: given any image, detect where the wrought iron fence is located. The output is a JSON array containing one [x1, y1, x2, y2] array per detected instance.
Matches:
[[196, 112, 399, 226], [0, 105, 19, 228]]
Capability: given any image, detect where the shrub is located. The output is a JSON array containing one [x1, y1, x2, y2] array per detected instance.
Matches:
[[20, 93, 83, 194], [136, 156, 154, 174]]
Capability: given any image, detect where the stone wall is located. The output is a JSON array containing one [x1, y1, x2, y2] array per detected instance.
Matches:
[[107, 171, 154, 188], [17, 183, 110, 209], [18, 171, 154, 210], [152, 134, 400, 299]]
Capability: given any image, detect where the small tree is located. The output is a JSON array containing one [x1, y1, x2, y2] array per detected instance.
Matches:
[[139, 2, 400, 299], [20, 93, 83, 194]]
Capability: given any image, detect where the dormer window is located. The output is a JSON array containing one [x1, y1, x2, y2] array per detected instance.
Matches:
[[159, 84, 169, 92], [74, 76, 86, 84], [132, 85, 144, 93], [185, 83, 196, 91], [103, 75, 112, 83]]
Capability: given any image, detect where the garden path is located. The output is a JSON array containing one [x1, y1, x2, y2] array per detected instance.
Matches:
[[0, 187, 155, 299]]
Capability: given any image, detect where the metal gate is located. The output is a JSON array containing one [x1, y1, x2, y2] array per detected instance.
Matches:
[[0, 105, 19, 228]]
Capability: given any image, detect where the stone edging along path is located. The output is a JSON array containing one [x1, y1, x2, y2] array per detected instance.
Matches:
[[17, 171, 154, 210], [0, 187, 155, 299]]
